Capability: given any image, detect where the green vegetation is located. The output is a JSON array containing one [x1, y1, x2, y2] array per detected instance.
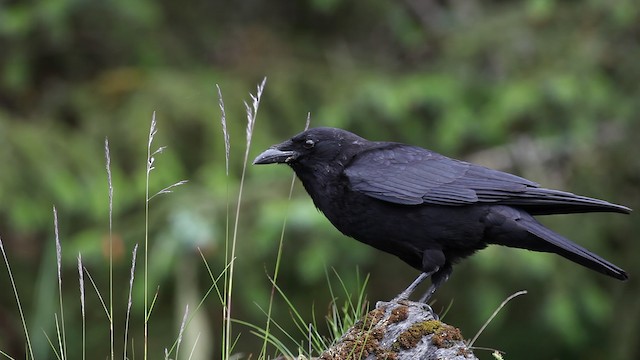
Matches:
[[0, 0, 638, 359]]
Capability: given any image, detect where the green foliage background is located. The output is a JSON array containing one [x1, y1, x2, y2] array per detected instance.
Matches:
[[0, 0, 638, 359]]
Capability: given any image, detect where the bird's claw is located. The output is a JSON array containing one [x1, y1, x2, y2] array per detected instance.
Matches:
[[423, 303, 439, 321]]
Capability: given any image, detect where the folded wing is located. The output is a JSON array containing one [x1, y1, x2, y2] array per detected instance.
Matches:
[[344, 144, 630, 215]]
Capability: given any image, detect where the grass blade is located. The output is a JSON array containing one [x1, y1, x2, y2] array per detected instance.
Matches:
[[77, 255, 86, 360], [105, 138, 115, 360], [0, 237, 34, 359], [259, 113, 311, 358], [52, 207, 67, 360], [468, 290, 527, 347], [124, 244, 139, 360], [224, 77, 266, 359]]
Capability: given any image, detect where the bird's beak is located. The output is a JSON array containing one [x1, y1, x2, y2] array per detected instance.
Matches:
[[253, 146, 297, 165]]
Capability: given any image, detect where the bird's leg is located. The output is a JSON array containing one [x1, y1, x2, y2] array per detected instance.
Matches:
[[418, 284, 438, 304], [393, 270, 435, 301], [419, 263, 452, 303], [393, 270, 441, 320], [394, 250, 447, 301]]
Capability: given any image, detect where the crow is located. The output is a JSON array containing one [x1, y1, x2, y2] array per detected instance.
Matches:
[[253, 127, 629, 302]]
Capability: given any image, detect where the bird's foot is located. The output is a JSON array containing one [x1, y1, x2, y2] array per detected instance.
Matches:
[[422, 303, 440, 321]]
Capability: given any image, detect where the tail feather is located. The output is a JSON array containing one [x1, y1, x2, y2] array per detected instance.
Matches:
[[521, 218, 628, 280]]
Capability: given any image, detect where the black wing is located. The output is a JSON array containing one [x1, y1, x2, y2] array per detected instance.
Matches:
[[344, 144, 630, 215]]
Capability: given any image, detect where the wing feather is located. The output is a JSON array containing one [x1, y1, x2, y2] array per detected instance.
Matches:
[[344, 144, 630, 214]]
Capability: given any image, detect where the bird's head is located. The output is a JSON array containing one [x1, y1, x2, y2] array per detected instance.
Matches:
[[253, 127, 367, 168]]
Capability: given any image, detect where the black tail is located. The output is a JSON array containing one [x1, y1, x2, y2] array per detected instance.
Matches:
[[521, 217, 628, 280]]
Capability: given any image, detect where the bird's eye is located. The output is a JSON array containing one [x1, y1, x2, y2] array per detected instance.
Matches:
[[304, 139, 315, 149]]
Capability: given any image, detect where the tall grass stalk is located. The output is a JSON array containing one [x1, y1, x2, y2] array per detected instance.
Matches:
[[144, 112, 187, 359], [216, 84, 230, 177], [53, 207, 67, 360], [216, 84, 233, 360], [259, 112, 311, 359], [468, 290, 527, 347], [174, 305, 189, 359], [187, 333, 202, 360], [42, 325, 60, 359], [124, 244, 139, 360], [54, 313, 64, 360], [143, 112, 157, 359], [83, 267, 110, 317], [77, 255, 85, 360], [257, 172, 297, 359], [223, 78, 267, 359], [105, 137, 115, 360], [0, 237, 34, 359], [163, 248, 231, 359], [0, 349, 15, 359]]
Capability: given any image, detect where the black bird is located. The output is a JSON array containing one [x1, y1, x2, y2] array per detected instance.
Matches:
[[253, 127, 629, 302]]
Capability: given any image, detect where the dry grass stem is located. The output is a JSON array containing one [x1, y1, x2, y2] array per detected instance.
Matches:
[[54, 313, 64, 360], [104, 137, 115, 360], [83, 266, 110, 318], [175, 305, 190, 359], [468, 290, 528, 347], [259, 112, 310, 359], [77, 254, 86, 360], [225, 77, 267, 360], [216, 84, 230, 175], [53, 206, 67, 360], [124, 244, 139, 360], [0, 237, 34, 359], [187, 333, 202, 360], [150, 180, 189, 200], [144, 111, 188, 359]]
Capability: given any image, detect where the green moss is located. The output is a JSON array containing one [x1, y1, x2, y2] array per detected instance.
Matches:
[[393, 320, 443, 350], [392, 319, 464, 351], [431, 323, 464, 348]]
